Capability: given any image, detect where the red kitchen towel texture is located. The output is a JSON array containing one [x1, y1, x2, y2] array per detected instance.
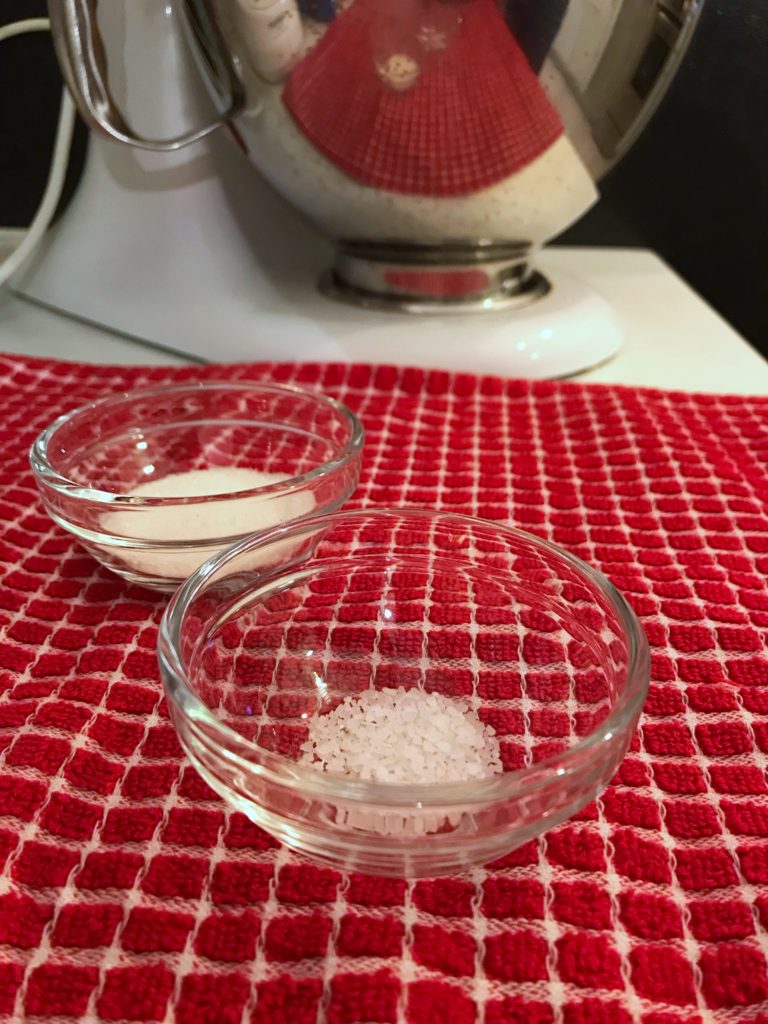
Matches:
[[1, 354, 768, 1023]]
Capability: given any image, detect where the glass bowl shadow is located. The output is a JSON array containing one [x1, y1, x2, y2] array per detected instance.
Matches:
[[30, 381, 364, 591], [158, 507, 649, 877]]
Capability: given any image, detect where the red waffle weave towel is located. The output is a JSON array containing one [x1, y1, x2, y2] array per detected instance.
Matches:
[[2, 354, 768, 1023]]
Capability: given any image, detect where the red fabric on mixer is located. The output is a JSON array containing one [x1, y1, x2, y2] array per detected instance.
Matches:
[[2, 353, 768, 1022], [282, 0, 563, 196]]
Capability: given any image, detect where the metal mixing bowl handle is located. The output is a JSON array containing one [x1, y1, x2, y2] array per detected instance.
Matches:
[[48, 0, 245, 151]]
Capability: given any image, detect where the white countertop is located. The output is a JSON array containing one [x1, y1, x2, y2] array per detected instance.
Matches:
[[1, 240, 765, 394]]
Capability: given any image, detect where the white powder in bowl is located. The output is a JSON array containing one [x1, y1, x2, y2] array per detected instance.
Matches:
[[101, 467, 315, 580], [301, 687, 502, 836]]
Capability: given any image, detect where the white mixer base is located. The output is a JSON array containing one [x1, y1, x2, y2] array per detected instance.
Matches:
[[13, 50, 620, 379]]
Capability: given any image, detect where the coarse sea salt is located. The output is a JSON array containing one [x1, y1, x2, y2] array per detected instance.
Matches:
[[101, 466, 315, 579], [302, 687, 502, 783], [301, 687, 502, 836]]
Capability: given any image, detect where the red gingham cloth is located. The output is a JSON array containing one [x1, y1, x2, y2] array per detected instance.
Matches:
[[283, 0, 563, 196], [2, 353, 768, 1023]]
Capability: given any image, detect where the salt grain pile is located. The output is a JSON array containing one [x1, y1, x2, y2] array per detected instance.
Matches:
[[301, 687, 502, 835], [301, 692, 505, 835]]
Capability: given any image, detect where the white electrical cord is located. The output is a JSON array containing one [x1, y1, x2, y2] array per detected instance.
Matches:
[[0, 18, 77, 288]]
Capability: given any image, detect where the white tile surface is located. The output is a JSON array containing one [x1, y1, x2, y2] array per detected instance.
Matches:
[[541, 249, 768, 393], [0, 291, 193, 367]]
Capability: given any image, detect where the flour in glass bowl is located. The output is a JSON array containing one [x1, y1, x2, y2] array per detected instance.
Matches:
[[100, 466, 315, 580]]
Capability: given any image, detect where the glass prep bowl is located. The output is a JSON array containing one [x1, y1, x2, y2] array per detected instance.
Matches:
[[30, 382, 364, 591], [158, 507, 649, 877]]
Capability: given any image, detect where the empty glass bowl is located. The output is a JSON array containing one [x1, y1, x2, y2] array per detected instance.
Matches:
[[30, 382, 363, 591], [158, 508, 649, 877]]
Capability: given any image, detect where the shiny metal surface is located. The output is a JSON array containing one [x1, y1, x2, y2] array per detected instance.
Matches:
[[49, 0, 703, 310], [323, 240, 550, 312], [48, 0, 244, 149], [321, 267, 551, 313]]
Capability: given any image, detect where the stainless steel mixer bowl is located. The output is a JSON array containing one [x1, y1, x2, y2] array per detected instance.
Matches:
[[50, 0, 702, 311]]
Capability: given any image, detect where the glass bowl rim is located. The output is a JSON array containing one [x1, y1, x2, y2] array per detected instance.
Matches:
[[29, 380, 365, 509], [158, 507, 650, 805]]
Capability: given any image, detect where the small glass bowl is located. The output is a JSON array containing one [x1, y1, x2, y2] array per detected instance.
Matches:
[[30, 382, 364, 591], [158, 508, 649, 877]]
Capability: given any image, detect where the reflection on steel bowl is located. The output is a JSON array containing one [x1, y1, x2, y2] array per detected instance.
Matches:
[[50, 0, 703, 310]]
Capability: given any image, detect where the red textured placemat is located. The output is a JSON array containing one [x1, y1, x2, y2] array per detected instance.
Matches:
[[1, 353, 768, 1024]]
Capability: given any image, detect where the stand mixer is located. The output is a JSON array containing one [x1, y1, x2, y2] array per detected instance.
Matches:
[[12, 0, 702, 375]]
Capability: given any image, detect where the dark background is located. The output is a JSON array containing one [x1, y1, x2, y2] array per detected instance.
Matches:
[[2, 0, 766, 350]]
